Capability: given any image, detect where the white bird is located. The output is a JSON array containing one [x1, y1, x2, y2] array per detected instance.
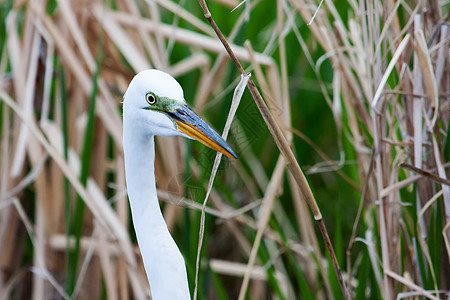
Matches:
[[123, 69, 237, 299]]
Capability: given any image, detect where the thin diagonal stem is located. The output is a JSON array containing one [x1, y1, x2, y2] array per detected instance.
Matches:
[[197, 0, 350, 298]]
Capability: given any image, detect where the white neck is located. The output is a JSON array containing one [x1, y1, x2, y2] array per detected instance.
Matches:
[[123, 125, 190, 300]]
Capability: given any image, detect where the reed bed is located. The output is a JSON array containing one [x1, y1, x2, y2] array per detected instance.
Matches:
[[0, 0, 448, 299]]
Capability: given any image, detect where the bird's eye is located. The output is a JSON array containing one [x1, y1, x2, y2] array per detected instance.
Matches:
[[146, 93, 157, 105]]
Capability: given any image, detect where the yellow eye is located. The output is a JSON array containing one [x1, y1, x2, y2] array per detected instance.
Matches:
[[146, 93, 157, 105]]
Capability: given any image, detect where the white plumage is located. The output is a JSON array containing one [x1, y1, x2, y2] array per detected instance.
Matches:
[[123, 70, 236, 299]]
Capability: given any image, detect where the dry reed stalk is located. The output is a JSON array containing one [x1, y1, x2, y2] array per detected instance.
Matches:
[[0, 63, 19, 298], [106, 9, 274, 66], [237, 157, 285, 299], [113, 156, 130, 300], [185, 157, 323, 285], [195, 54, 228, 110], [210, 259, 268, 280], [30, 4, 124, 148], [196, 0, 350, 298], [193, 73, 249, 299], [168, 53, 210, 77], [153, 0, 216, 37], [1, 0, 448, 298], [307, 0, 447, 296], [385, 270, 441, 300], [0, 91, 147, 298], [126, 0, 164, 70], [12, 197, 70, 300], [289, 173, 332, 300]]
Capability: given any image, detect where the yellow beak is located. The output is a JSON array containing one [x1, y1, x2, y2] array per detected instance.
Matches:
[[165, 105, 237, 159]]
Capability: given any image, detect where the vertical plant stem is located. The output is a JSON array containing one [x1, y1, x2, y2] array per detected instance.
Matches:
[[60, 66, 75, 295], [196, 0, 350, 298], [67, 43, 102, 297]]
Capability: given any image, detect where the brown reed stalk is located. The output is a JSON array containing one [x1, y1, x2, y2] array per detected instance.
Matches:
[[196, 0, 350, 299]]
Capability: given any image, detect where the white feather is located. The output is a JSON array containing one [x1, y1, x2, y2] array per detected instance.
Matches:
[[123, 69, 191, 300]]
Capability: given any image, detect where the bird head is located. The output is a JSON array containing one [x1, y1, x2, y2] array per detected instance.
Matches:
[[123, 69, 237, 158]]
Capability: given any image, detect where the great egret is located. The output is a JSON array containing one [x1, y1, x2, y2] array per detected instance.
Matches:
[[123, 69, 237, 299]]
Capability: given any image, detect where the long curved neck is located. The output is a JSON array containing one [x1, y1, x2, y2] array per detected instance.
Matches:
[[123, 126, 190, 300]]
